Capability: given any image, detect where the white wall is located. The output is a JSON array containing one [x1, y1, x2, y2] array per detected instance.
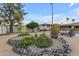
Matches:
[[39, 25, 51, 31], [13, 26, 19, 32], [0, 25, 19, 34], [0, 25, 9, 34], [0, 26, 2, 34]]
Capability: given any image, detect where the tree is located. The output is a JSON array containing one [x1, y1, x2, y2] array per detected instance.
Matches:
[[0, 3, 25, 33], [27, 21, 39, 32]]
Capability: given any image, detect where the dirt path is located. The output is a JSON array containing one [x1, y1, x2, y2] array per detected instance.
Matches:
[[0, 34, 19, 56], [59, 36, 79, 56]]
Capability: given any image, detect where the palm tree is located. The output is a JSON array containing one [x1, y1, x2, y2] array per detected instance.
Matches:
[[72, 19, 75, 30], [66, 17, 69, 22], [72, 19, 75, 23]]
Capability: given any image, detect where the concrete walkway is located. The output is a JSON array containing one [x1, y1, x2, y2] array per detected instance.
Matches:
[[59, 35, 79, 56], [0, 34, 19, 56]]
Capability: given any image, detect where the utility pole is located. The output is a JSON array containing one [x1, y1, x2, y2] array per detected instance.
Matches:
[[50, 3, 53, 26], [50, 3, 53, 38]]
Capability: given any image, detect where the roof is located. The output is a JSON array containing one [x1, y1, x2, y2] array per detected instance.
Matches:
[[40, 24, 51, 26], [40, 24, 60, 26], [60, 24, 72, 26], [60, 22, 79, 26]]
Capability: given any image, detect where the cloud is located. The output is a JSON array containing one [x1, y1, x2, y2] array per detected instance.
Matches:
[[53, 7, 79, 24], [23, 5, 79, 25], [69, 3, 74, 7], [53, 14, 75, 24], [23, 14, 64, 25], [39, 15, 52, 24], [23, 14, 52, 24]]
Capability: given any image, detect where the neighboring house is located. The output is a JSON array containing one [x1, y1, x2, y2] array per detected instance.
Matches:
[[60, 22, 79, 31], [26, 24, 51, 32], [13, 23, 20, 33], [39, 24, 51, 31], [26, 27, 38, 32], [0, 20, 7, 34], [72, 22, 79, 31], [0, 20, 20, 34], [60, 24, 72, 31], [38, 23, 79, 32]]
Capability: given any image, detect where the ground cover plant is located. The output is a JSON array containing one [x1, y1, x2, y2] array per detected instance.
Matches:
[[19, 36, 35, 48], [35, 34, 53, 48], [19, 33, 53, 48]]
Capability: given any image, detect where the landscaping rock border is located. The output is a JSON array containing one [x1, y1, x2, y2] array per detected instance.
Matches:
[[8, 37, 72, 56]]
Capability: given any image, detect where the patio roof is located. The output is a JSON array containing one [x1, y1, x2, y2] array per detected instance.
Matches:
[[60, 24, 72, 27], [60, 22, 79, 26]]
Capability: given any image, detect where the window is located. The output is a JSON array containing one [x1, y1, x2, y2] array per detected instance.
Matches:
[[75, 26, 79, 28]]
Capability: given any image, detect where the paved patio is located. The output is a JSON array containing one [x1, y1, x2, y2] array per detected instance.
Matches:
[[59, 35, 79, 56], [0, 33, 19, 56]]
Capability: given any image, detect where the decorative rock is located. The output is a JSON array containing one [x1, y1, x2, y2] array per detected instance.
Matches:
[[8, 39, 20, 47], [40, 49, 49, 54], [9, 37, 72, 56]]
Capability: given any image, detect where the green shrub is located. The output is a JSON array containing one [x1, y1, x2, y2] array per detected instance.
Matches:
[[35, 34, 53, 48], [19, 34, 53, 48], [19, 36, 35, 48]]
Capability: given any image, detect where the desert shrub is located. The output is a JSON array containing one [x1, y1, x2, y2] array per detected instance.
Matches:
[[51, 24, 59, 39], [19, 36, 35, 48], [19, 25, 27, 33], [18, 32, 29, 37], [19, 34, 53, 48], [35, 34, 53, 48], [51, 24, 60, 32]]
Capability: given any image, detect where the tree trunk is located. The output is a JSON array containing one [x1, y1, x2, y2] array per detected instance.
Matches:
[[10, 21, 13, 33]]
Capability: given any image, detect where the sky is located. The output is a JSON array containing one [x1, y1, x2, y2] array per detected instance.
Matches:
[[23, 3, 79, 24], [53, 3, 79, 24], [23, 3, 52, 24]]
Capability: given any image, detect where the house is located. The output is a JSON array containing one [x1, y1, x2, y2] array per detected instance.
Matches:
[[60, 22, 79, 31], [26, 24, 52, 32], [73, 22, 79, 31], [26, 22, 79, 33], [38, 23, 79, 32], [60, 24, 72, 31], [0, 20, 8, 34], [39, 24, 51, 31], [0, 20, 20, 34]]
